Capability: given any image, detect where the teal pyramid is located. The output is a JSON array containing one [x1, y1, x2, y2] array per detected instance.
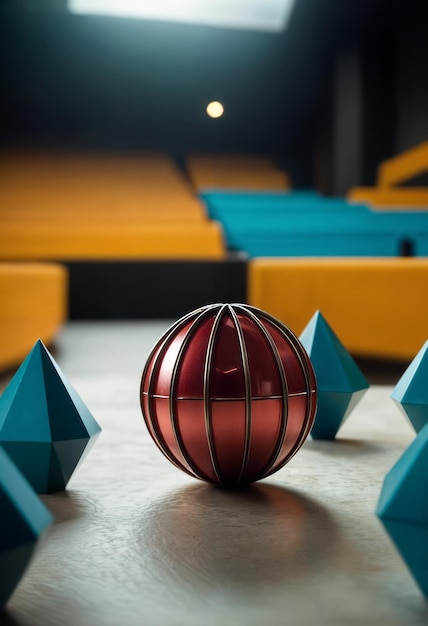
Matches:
[[0, 447, 52, 608], [391, 340, 428, 433], [377, 423, 428, 597], [0, 340, 101, 493], [299, 311, 369, 440]]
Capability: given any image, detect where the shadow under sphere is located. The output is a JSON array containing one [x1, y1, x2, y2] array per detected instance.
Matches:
[[135, 482, 340, 589]]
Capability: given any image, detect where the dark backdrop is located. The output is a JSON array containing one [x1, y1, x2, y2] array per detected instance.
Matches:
[[1, 0, 427, 190]]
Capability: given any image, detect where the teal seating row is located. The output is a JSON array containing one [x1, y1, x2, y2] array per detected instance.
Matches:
[[202, 191, 323, 218], [200, 192, 428, 257]]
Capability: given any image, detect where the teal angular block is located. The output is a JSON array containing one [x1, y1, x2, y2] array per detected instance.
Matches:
[[377, 423, 428, 597], [299, 311, 369, 440], [0, 340, 101, 493], [0, 448, 52, 608], [391, 340, 428, 433]]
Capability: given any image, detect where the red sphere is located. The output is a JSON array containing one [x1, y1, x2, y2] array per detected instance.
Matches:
[[140, 303, 317, 487]]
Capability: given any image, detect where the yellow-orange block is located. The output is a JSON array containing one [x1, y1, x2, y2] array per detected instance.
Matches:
[[348, 187, 428, 209], [186, 154, 291, 191], [0, 222, 225, 261], [378, 141, 428, 187], [0, 263, 68, 371], [249, 258, 428, 360]]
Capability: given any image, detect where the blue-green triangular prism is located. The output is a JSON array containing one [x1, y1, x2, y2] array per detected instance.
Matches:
[[0, 345, 52, 442], [377, 423, 428, 526], [392, 341, 428, 405], [300, 311, 368, 393], [391, 341, 428, 433], [1, 543, 37, 609], [311, 389, 367, 440], [392, 398, 428, 434], [1, 441, 53, 494], [0, 448, 52, 608], [379, 517, 428, 597], [41, 345, 101, 440], [300, 311, 369, 439], [52, 438, 94, 487], [376, 423, 428, 597], [0, 340, 101, 493]]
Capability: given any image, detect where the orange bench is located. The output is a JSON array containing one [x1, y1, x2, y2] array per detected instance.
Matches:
[[186, 154, 291, 191], [0, 153, 225, 260], [0, 222, 225, 261], [348, 142, 428, 209], [249, 257, 428, 360], [0, 263, 67, 371]]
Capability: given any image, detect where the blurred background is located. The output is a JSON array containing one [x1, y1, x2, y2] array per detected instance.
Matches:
[[1, 0, 428, 372], [1, 0, 427, 192], [2, 7, 428, 621]]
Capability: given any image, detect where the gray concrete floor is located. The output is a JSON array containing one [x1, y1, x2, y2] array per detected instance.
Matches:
[[1, 321, 427, 626]]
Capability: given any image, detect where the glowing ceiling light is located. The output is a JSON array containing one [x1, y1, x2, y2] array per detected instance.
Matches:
[[206, 101, 224, 119], [68, 0, 296, 33]]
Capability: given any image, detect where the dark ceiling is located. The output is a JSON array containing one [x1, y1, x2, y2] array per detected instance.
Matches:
[[0, 0, 422, 186]]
